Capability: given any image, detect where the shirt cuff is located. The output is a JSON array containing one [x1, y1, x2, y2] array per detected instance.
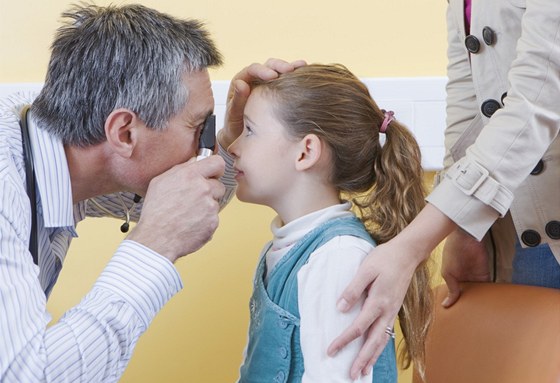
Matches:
[[218, 143, 237, 207], [94, 240, 183, 330]]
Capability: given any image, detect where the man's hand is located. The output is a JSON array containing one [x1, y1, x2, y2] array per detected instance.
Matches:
[[127, 156, 225, 263], [218, 58, 306, 148], [441, 228, 490, 307]]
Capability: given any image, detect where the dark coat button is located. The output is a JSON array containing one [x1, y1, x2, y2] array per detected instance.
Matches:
[[521, 230, 541, 247], [530, 159, 544, 175], [483, 27, 496, 45], [545, 221, 560, 240], [465, 35, 480, 53], [481, 99, 501, 117]]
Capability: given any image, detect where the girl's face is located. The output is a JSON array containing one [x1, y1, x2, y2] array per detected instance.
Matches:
[[227, 88, 300, 209]]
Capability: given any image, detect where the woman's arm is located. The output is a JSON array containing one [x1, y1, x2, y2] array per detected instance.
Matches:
[[329, 204, 456, 379]]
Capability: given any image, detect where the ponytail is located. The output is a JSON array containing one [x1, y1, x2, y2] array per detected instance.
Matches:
[[355, 118, 432, 374]]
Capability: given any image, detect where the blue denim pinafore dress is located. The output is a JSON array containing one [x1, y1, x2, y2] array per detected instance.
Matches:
[[238, 217, 397, 383]]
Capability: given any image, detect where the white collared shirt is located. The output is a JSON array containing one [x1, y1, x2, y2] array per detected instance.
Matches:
[[0, 94, 235, 382]]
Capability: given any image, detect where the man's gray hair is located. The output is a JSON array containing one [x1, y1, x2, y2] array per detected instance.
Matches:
[[32, 3, 223, 147]]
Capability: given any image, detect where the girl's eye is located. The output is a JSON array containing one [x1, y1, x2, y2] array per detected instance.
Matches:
[[244, 124, 254, 136]]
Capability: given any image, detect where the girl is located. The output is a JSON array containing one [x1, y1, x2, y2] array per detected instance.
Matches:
[[229, 64, 431, 382]]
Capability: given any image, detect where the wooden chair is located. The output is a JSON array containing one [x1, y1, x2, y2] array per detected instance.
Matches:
[[412, 283, 560, 383]]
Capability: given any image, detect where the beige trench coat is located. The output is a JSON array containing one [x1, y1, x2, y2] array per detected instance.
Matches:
[[427, 0, 560, 278]]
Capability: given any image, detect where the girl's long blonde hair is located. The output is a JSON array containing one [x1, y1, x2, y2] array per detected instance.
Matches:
[[254, 64, 432, 373]]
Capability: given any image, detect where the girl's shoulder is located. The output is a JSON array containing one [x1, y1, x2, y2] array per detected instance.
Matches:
[[307, 234, 374, 267]]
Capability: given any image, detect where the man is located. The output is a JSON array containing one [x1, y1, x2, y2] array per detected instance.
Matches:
[[0, 3, 303, 381]]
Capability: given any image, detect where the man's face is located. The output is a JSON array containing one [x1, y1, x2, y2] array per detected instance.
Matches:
[[134, 69, 215, 191]]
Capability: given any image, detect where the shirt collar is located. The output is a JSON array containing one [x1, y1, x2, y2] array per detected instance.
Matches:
[[27, 111, 76, 231], [270, 202, 353, 249]]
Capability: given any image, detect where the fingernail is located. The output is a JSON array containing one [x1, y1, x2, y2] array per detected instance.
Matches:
[[441, 297, 450, 307], [337, 298, 350, 312]]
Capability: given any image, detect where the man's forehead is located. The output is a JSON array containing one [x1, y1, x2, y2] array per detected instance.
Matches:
[[182, 70, 214, 121]]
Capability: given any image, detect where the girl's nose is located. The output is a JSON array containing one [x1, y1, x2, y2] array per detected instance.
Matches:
[[227, 137, 239, 157]]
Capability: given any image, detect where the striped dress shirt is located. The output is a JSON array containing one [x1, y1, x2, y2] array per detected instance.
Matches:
[[0, 94, 236, 382]]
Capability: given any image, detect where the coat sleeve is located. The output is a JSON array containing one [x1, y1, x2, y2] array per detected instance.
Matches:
[[428, 0, 560, 240]]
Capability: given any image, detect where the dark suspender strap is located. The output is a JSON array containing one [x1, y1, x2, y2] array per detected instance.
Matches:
[[19, 105, 39, 265]]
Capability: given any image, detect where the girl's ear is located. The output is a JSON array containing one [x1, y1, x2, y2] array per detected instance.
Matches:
[[295, 134, 323, 171], [104, 108, 140, 158]]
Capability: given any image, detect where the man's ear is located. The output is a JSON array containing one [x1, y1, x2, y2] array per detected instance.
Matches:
[[104, 108, 139, 158], [295, 134, 323, 171]]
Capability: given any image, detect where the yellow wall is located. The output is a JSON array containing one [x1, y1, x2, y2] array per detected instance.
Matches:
[[1, 0, 448, 381]]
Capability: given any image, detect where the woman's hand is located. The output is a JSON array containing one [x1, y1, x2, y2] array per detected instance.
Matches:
[[441, 228, 490, 307], [328, 203, 456, 378], [327, 240, 422, 379]]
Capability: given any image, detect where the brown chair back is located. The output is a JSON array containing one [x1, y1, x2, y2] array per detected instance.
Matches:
[[413, 283, 560, 383]]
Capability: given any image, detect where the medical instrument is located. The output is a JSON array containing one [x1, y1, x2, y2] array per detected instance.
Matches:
[[20, 106, 39, 264], [88, 193, 141, 233], [196, 114, 216, 161]]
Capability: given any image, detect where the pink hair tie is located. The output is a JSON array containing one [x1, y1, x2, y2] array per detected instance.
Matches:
[[380, 110, 394, 133]]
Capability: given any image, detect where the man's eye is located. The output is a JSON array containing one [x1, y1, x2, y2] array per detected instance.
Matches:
[[197, 123, 205, 135]]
